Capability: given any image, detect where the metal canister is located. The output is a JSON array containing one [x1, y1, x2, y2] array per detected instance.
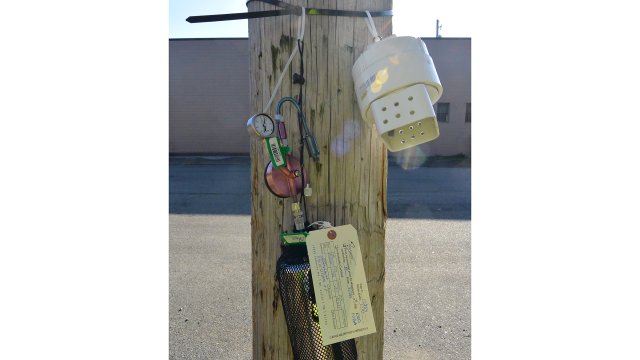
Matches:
[[276, 244, 357, 360]]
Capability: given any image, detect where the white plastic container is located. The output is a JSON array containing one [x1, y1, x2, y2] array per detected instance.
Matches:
[[352, 36, 443, 151]]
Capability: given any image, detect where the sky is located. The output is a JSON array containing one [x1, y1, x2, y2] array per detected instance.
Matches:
[[169, 0, 474, 38]]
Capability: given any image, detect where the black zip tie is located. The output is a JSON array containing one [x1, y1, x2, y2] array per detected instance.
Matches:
[[186, 2, 392, 23]]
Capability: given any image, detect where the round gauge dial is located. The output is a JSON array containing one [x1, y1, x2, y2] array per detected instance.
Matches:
[[247, 113, 276, 139]]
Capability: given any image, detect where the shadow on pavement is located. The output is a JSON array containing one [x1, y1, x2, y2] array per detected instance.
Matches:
[[169, 156, 470, 220], [169, 156, 252, 215]]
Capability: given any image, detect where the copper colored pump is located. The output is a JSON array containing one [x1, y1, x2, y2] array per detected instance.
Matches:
[[264, 154, 307, 198]]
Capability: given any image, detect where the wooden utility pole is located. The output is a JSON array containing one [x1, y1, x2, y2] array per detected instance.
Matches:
[[248, 0, 390, 358]]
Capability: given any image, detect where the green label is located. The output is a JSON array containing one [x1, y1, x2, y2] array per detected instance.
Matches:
[[281, 232, 308, 245], [266, 137, 286, 168]]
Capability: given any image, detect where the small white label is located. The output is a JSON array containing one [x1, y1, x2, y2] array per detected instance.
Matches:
[[267, 137, 285, 167], [306, 225, 376, 345]]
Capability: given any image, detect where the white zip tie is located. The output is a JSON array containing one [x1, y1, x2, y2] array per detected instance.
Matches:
[[365, 10, 381, 42], [263, 7, 306, 113]]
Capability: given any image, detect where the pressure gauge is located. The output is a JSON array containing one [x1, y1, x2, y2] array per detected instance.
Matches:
[[247, 113, 276, 138]]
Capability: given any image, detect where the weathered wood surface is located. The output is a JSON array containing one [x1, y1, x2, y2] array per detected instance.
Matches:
[[248, 1, 391, 358]]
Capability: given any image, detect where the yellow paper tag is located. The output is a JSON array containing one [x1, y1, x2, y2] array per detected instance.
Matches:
[[305, 224, 376, 345]]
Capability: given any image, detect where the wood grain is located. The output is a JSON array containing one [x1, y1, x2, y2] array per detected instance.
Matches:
[[248, 1, 391, 358]]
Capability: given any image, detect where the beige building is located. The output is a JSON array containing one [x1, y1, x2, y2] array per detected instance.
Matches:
[[169, 37, 470, 156]]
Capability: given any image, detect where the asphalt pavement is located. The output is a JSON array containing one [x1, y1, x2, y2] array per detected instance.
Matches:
[[169, 155, 470, 359]]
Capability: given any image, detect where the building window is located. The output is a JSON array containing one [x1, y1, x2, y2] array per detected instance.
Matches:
[[435, 102, 449, 123], [465, 102, 471, 123]]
